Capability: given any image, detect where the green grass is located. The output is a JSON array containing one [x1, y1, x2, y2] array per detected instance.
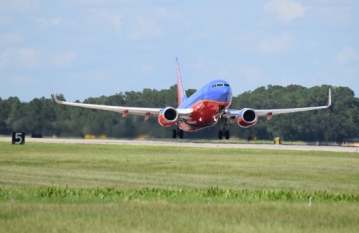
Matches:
[[0, 141, 359, 233], [1, 202, 358, 233], [1, 186, 357, 204]]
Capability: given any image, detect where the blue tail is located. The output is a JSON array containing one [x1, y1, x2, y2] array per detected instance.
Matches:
[[176, 57, 188, 106]]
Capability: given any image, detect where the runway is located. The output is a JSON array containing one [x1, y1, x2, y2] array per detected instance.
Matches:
[[1, 136, 358, 153]]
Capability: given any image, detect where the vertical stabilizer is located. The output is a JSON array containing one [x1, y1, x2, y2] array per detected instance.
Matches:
[[176, 57, 188, 106]]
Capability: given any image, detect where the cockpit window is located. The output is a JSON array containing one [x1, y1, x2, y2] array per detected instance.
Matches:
[[212, 83, 230, 88]]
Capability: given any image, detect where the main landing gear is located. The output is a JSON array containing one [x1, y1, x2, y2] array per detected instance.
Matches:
[[218, 129, 230, 140], [172, 128, 184, 139], [218, 117, 230, 140]]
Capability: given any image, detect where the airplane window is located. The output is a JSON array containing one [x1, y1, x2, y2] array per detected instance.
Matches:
[[217, 84, 224, 86], [212, 84, 216, 88], [224, 84, 229, 87]]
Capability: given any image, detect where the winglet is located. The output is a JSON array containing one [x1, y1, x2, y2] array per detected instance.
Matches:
[[51, 86, 62, 104], [327, 89, 332, 107], [176, 57, 188, 107]]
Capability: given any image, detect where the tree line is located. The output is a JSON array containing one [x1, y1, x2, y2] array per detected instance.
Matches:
[[1, 84, 358, 142]]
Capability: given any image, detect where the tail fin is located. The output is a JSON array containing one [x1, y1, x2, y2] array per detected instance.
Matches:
[[176, 57, 188, 106]]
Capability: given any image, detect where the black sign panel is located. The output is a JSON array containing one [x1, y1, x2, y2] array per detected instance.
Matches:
[[12, 132, 25, 145]]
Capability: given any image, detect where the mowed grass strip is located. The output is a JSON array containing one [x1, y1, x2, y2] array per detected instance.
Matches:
[[0, 141, 358, 192], [1, 141, 359, 233], [1, 201, 359, 233], [1, 141, 359, 192]]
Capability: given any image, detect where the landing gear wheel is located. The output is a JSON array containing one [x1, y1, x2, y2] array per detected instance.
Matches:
[[225, 130, 230, 140], [179, 129, 184, 139], [172, 129, 177, 139], [218, 130, 223, 140], [172, 128, 184, 139], [219, 116, 231, 141]]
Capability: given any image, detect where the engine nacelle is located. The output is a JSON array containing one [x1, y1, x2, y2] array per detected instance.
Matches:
[[237, 108, 258, 128], [158, 107, 178, 127]]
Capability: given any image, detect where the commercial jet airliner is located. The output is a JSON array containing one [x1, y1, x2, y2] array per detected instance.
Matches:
[[52, 58, 331, 140]]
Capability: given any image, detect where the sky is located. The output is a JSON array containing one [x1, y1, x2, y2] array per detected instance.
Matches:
[[1, 0, 358, 102]]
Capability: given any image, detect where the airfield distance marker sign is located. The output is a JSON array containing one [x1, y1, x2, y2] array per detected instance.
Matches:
[[12, 132, 25, 145]]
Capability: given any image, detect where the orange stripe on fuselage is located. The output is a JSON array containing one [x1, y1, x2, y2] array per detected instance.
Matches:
[[179, 100, 230, 131]]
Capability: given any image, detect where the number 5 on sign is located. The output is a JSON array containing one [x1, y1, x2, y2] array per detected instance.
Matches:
[[12, 132, 25, 145]]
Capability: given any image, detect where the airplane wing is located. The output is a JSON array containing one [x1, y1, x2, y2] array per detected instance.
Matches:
[[225, 89, 331, 119], [51, 87, 192, 118]]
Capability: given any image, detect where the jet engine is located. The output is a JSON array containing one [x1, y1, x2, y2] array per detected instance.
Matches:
[[158, 107, 178, 127], [237, 108, 258, 128]]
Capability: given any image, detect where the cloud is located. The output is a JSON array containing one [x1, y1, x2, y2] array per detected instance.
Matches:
[[126, 7, 176, 40], [238, 65, 262, 83], [85, 6, 175, 40], [0, 48, 77, 69], [11, 74, 34, 85], [263, 0, 308, 22], [0, 0, 39, 12], [0, 33, 22, 44], [319, 6, 352, 24], [0, 15, 10, 25], [140, 64, 153, 74], [52, 51, 77, 67], [87, 8, 122, 30], [258, 32, 294, 55], [194, 57, 206, 72], [127, 16, 163, 40], [217, 62, 262, 84], [0, 48, 39, 68], [68, 0, 136, 5], [32, 17, 62, 28], [334, 47, 358, 65]]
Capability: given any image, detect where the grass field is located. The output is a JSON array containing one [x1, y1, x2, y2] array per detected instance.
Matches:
[[0, 141, 358, 232]]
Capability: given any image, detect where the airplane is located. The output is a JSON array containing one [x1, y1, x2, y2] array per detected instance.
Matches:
[[52, 58, 331, 140]]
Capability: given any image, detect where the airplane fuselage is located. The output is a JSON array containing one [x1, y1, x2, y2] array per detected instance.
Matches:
[[178, 80, 232, 131]]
